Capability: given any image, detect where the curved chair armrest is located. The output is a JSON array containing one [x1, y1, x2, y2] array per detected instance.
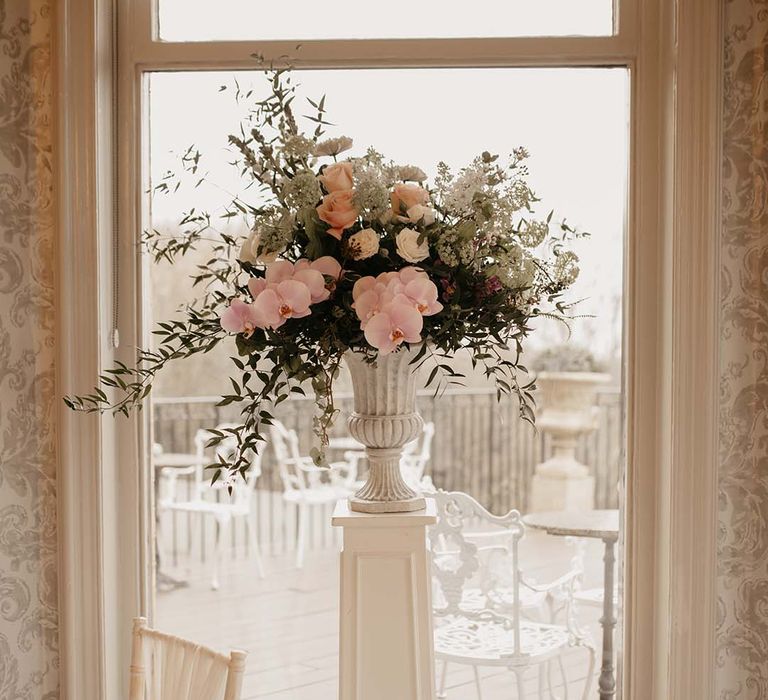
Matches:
[[293, 459, 329, 474], [519, 567, 581, 595], [329, 452, 363, 489]]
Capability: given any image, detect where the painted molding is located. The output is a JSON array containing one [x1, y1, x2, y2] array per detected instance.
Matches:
[[56, 0, 141, 697], [56, 0, 108, 696], [665, 0, 722, 695]]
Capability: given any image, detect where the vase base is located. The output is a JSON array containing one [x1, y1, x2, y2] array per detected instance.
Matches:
[[349, 496, 426, 514]]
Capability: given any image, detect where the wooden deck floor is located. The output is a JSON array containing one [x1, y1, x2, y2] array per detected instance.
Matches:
[[155, 530, 616, 699]]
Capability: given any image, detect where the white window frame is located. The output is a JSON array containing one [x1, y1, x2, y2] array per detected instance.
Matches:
[[56, 0, 723, 698]]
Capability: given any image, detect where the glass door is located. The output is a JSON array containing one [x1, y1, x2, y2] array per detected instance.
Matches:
[[145, 66, 628, 699]]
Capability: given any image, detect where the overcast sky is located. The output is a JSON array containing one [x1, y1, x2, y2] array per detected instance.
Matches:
[[158, 0, 613, 41]]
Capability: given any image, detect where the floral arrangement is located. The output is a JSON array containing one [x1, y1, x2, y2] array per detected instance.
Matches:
[[67, 70, 582, 477]]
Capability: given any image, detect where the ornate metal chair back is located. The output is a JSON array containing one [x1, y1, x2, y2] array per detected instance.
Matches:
[[268, 420, 310, 495], [401, 421, 435, 485], [429, 489, 526, 655]]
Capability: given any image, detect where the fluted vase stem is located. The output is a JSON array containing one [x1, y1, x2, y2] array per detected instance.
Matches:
[[345, 346, 425, 513]]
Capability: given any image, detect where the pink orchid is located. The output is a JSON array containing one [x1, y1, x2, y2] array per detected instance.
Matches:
[[220, 298, 262, 337], [399, 266, 429, 285], [294, 256, 343, 301], [364, 300, 424, 355], [293, 268, 329, 303], [403, 278, 443, 316], [265, 260, 295, 285], [248, 277, 268, 299], [354, 287, 396, 328], [352, 274, 398, 326], [309, 256, 342, 281], [377, 271, 401, 286], [353, 276, 378, 301], [252, 280, 312, 329]]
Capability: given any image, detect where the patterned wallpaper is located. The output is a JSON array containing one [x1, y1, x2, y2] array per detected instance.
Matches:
[[717, 0, 768, 697], [0, 0, 58, 698]]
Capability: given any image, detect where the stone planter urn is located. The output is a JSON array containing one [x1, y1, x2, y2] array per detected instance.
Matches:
[[345, 346, 425, 513], [529, 371, 610, 511]]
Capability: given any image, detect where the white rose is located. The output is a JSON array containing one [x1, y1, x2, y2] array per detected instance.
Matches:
[[405, 204, 436, 226], [348, 228, 380, 260], [239, 229, 279, 265], [396, 228, 430, 263]]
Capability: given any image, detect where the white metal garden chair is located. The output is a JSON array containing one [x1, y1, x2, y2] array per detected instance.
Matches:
[[400, 421, 435, 492], [269, 419, 360, 568], [429, 490, 596, 700], [161, 426, 265, 589], [129, 617, 246, 700]]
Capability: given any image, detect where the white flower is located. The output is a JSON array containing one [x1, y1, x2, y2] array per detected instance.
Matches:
[[239, 228, 279, 265], [314, 136, 353, 157], [397, 165, 427, 182], [520, 219, 549, 248], [554, 250, 580, 286], [282, 135, 315, 160], [404, 204, 436, 226], [347, 228, 380, 260], [282, 169, 322, 209], [352, 168, 390, 221], [396, 228, 430, 263], [444, 165, 488, 213]]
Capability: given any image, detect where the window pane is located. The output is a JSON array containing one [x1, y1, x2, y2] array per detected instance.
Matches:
[[157, 0, 615, 41], [148, 67, 628, 699]]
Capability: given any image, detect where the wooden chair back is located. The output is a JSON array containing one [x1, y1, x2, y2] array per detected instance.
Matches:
[[129, 617, 246, 700]]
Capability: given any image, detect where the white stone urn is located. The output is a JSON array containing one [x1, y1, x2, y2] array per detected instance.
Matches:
[[345, 346, 425, 513], [529, 371, 611, 511]]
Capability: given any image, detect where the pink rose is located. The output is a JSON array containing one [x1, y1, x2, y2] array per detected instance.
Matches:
[[317, 190, 359, 240], [319, 162, 354, 193], [390, 183, 429, 216]]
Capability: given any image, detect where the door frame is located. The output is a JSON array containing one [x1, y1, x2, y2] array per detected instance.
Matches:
[[56, 0, 723, 697]]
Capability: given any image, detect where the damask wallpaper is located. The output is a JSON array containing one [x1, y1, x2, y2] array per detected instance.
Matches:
[[0, 1, 58, 698], [717, 0, 768, 697]]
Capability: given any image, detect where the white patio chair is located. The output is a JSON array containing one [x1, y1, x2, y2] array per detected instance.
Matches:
[[430, 490, 596, 700], [162, 426, 266, 589], [269, 420, 359, 568], [400, 421, 435, 492], [129, 617, 246, 700]]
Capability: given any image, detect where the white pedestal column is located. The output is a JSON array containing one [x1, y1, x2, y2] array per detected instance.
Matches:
[[332, 499, 436, 700], [530, 470, 595, 511]]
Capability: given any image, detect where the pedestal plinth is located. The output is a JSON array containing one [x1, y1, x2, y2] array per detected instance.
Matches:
[[332, 499, 436, 700], [530, 471, 595, 511]]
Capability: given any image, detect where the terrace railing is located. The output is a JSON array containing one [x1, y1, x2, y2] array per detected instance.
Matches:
[[153, 387, 622, 562]]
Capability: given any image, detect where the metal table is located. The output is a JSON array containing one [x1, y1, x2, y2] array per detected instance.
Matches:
[[523, 509, 620, 699], [153, 452, 202, 591]]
